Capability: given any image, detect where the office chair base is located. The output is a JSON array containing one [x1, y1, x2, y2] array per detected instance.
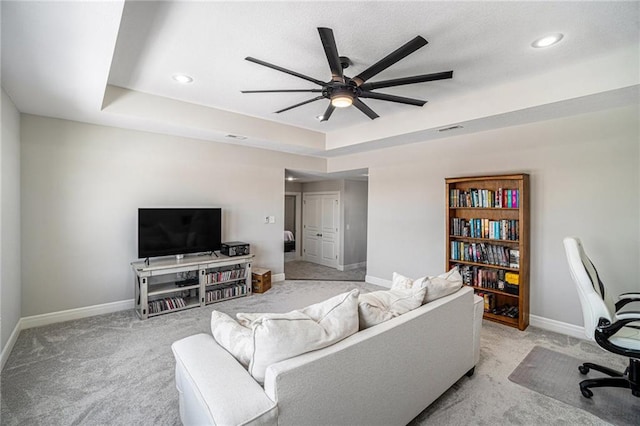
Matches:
[[578, 362, 624, 377], [578, 358, 639, 399]]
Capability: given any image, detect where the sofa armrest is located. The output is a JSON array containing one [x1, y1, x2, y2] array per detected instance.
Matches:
[[472, 294, 483, 366], [171, 333, 277, 426]]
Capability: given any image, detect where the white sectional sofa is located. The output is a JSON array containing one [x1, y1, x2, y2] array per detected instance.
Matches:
[[172, 286, 483, 426]]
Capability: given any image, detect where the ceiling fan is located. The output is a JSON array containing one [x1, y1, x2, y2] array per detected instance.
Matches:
[[242, 27, 453, 122]]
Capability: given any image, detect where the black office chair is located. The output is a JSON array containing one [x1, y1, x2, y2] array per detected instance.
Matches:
[[563, 237, 640, 398]]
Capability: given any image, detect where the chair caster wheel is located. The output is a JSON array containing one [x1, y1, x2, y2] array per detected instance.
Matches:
[[581, 387, 593, 398], [578, 365, 590, 375]]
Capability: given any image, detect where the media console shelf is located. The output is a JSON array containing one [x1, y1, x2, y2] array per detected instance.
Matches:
[[131, 253, 254, 319]]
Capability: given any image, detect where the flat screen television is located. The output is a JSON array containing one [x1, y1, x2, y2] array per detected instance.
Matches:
[[138, 208, 222, 259]]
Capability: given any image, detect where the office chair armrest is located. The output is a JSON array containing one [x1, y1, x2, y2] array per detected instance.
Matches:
[[595, 315, 640, 358], [615, 292, 640, 311], [615, 310, 640, 321], [597, 315, 640, 337]]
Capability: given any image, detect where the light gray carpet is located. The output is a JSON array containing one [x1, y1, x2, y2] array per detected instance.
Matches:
[[284, 260, 366, 281], [1, 280, 630, 426], [508, 346, 639, 426]]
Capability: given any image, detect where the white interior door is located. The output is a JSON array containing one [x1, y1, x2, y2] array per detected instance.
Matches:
[[303, 193, 339, 268]]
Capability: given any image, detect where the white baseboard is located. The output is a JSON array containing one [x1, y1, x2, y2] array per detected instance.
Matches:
[[339, 261, 367, 272], [1, 320, 22, 371], [20, 299, 134, 330], [272, 273, 285, 283], [529, 314, 586, 340], [365, 275, 391, 288]]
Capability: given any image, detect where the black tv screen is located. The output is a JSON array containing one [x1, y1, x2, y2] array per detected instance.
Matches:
[[138, 208, 222, 259]]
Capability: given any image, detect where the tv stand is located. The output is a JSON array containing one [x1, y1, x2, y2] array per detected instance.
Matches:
[[131, 253, 253, 319]]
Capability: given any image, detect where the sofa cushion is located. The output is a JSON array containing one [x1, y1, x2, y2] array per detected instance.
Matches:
[[422, 268, 463, 303], [391, 272, 427, 290], [391, 269, 463, 304], [358, 287, 427, 329], [230, 289, 360, 383], [210, 311, 253, 367]]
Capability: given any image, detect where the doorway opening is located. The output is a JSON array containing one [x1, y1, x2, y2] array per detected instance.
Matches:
[[284, 168, 368, 281]]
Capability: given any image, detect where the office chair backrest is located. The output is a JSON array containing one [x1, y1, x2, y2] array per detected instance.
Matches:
[[563, 237, 613, 340]]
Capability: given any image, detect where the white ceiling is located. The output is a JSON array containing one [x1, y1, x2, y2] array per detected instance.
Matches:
[[2, 1, 639, 158]]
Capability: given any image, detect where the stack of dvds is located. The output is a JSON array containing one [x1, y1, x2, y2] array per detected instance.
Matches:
[[205, 283, 248, 303], [205, 267, 246, 284], [148, 296, 187, 314]]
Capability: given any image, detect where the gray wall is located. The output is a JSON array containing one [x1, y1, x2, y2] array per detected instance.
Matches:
[[1, 88, 22, 352], [329, 105, 640, 327], [343, 180, 368, 266], [284, 181, 302, 192], [20, 115, 324, 316], [284, 195, 296, 235], [302, 180, 342, 193]]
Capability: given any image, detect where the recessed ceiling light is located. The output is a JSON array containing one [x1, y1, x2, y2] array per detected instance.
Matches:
[[172, 74, 193, 84], [531, 33, 564, 48], [286, 177, 298, 181], [315, 115, 324, 121]]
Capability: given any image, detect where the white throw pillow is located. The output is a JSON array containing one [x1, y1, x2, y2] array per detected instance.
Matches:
[[421, 268, 463, 303], [391, 272, 427, 290], [357, 287, 427, 329], [210, 310, 253, 367], [237, 289, 360, 383]]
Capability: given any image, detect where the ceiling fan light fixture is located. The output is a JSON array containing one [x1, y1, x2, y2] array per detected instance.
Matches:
[[330, 87, 355, 108], [331, 95, 353, 108]]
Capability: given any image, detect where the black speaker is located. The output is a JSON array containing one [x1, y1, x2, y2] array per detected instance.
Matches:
[[221, 241, 250, 257]]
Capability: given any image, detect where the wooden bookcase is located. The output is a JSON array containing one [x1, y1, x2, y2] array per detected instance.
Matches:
[[445, 174, 529, 330]]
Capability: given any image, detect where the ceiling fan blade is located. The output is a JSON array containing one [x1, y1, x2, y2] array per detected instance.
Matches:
[[275, 96, 325, 114], [242, 89, 324, 93], [245, 57, 326, 87], [360, 71, 453, 91], [359, 91, 426, 106], [353, 98, 379, 120], [352, 36, 428, 86], [318, 27, 344, 83], [320, 103, 335, 122]]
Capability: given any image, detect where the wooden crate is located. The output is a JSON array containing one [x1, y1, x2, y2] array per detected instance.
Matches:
[[252, 268, 271, 293]]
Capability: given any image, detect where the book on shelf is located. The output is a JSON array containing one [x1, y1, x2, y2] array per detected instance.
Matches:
[[450, 241, 512, 268], [450, 217, 519, 241], [477, 292, 496, 312], [509, 249, 520, 269], [505, 272, 519, 285], [450, 187, 519, 209]]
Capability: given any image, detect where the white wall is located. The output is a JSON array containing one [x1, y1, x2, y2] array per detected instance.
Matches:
[[14, 104, 640, 329], [20, 115, 325, 316], [329, 105, 639, 327], [1, 88, 22, 353]]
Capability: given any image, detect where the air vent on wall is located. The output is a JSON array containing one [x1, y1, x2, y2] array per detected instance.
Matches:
[[438, 125, 463, 132], [225, 134, 247, 140]]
